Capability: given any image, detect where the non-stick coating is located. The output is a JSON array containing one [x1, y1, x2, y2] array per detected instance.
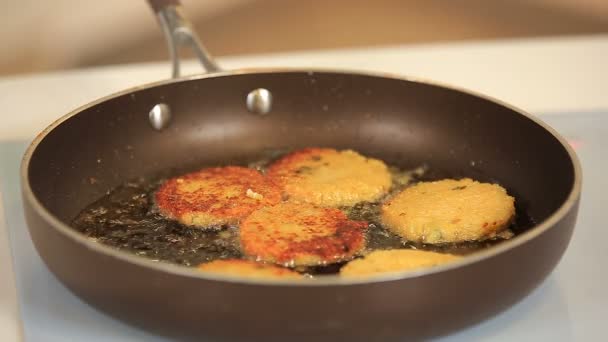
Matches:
[[23, 71, 579, 340]]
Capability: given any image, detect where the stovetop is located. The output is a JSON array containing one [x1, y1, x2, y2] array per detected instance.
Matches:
[[1, 112, 606, 341]]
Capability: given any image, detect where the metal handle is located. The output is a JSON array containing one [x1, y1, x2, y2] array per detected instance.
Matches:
[[147, 0, 221, 78]]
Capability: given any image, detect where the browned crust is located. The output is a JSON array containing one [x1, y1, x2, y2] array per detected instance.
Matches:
[[381, 178, 515, 243], [267, 148, 391, 207], [240, 202, 368, 266], [155, 166, 281, 228], [340, 249, 462, 278]]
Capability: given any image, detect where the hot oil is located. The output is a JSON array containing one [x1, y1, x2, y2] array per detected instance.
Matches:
[[71, 152, 530, 274], [72, 180, 242, 267]]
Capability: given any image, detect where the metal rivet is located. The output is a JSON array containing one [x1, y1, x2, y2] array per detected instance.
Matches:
[[246, 88, 272, 115], [149, 103, 172, 131]]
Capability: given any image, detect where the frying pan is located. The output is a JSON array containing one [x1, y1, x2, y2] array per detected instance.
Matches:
[[20, 1, 581, 340]]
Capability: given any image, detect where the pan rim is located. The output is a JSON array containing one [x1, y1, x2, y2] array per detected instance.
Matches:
[[20, 67, 582, 286]]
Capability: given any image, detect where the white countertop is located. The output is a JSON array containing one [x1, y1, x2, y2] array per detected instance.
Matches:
[[1, 35, 607, 341], [1, 34, 607, 141]]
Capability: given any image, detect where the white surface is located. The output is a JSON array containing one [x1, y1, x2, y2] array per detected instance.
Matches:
[[0, 35, 607, 341], [1, 35, 607, 141], [0, 196, 22, 341]]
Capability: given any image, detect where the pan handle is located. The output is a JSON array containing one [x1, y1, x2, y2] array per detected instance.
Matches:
[[147, 0, 222, 78]]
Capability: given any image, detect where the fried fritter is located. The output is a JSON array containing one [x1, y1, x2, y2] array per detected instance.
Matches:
[[340, 249, 461, 278], [197, 259, 303, 280], [155, 166, 281, 228], [381, 178, 515, 244], [240, 202, 367, 267], [267, 148, 391, 207]]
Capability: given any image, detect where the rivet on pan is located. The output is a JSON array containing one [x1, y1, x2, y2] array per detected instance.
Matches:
[[149, 103, 172, 131], [246, 88, 272, 115]]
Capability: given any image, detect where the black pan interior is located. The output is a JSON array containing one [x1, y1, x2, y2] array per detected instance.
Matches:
[[27, 71, 575, 236]]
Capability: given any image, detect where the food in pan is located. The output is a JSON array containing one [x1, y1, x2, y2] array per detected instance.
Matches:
[[198, 259, 303, 280], [240, 202, 367, 266], [72, 148, 521, 278], [267, 148, 392, 207], [381, 178, 515, 244], [340, 249, 461, 278], [155, 166, 281, 228]]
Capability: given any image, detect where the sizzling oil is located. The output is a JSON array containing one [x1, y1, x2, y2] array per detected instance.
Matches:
[[71, 156, 527, 273], [72, 180, 242, 267]]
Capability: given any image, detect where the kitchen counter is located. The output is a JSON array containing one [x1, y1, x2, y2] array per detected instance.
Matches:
[[1, 35, 607, 341]]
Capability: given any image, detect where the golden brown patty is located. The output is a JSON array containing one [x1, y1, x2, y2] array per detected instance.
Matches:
[[382, 178, 515, 244], [267, 148, 392, 207], [155, 166, 281, 228], [197, 259, 303, 280], [340, 249, 461, 278], [240, 202, 367, 266]]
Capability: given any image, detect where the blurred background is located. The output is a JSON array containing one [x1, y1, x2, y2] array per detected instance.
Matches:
[[2, 0, 607, 76]]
